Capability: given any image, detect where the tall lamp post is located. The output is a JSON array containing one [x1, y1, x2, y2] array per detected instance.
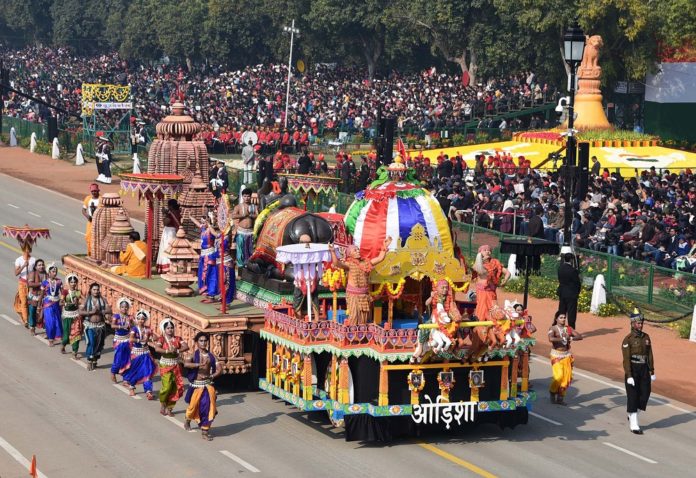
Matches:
[[562, 22, 586, 246], [283, 20, 300, 130]]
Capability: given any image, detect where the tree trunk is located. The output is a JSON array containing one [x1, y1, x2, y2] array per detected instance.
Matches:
[[468, 48, 478, 86], [186, 57, 193, 72], [361, 34, 384, 80]]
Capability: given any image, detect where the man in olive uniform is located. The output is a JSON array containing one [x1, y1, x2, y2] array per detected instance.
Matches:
[[622, 308, 655, 435]]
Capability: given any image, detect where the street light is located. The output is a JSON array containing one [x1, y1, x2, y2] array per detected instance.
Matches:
[[561, 22, 586, 246], [283, 20, 300, 130]]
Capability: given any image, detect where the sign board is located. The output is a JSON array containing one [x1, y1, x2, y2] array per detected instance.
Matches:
[[690, 305, 696, 343], [411, 395, 476, 429], [628, 82, 645, 94], [614, 81, 628, 94], [92, 102, 133, 110]]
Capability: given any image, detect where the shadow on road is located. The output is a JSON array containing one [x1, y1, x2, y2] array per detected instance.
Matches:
[[578, 327, 621, 339], [213, 411, 283, 437], [645, 411, 696, 430]]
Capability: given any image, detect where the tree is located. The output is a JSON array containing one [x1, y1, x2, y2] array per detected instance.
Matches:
[[119, 0, 162, 62], [392, 0, 504, 85], [0, 0, 52, 44], [153, 0, 207, 70], [307, 0, 390, 79], [50, 0, 117, 52]]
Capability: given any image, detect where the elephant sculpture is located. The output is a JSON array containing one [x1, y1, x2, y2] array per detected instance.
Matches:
[[258, 177, 289, 210], [246, 194, 334, 282]]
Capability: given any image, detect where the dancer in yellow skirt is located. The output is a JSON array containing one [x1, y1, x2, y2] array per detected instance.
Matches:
[[547, 311, 583, 405], [183, 333, 222, 440]]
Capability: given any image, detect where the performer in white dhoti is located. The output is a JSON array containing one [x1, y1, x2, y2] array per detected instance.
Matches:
[[156, 199, 181, 273]]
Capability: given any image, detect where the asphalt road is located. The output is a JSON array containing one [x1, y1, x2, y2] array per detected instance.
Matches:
[[0, 172, 694, 478]]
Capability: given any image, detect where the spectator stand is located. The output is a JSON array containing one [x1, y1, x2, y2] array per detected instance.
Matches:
[[81, 83, 132, 156], [452, 221, 696, 320]]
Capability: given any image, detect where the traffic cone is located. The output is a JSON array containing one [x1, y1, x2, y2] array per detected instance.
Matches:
[[29, 454, 37, 477]]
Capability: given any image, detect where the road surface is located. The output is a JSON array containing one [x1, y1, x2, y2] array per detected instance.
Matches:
[[0, 172, 694, 478]]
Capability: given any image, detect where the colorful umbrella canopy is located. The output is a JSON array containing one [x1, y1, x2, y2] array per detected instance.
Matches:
[[344, 180, 453, 261]]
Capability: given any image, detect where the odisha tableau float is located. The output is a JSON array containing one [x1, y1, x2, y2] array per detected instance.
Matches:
[[61, 102, 536, 441], [243, 157, 536, 441]]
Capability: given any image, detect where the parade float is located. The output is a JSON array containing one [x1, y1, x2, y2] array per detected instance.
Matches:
[[245, 159, 537, 441], [62, 103, 266, 378]]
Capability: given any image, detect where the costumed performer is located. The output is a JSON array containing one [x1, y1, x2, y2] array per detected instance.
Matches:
[[413, 279, 462, 362], [78, 283, 111, 371], [472, 244, 510, 320], [467, 244, 510, 362], [622, 308, 655, 435], [184, 332, 222, 441], [110, 297, 134, 383], [548, 311, 583, 405], [153, 317, 189, 416], [156, 199, 182, 273], [231, 188, 257, 268], [38, 263, 63, 346], [13, 244, 36, 328], [190, 214, 216, 295], [60, 273, 83, 357], [82, 183, 100, 256], [328, 237, 392, 326], [121, 309, 158, 399], [111, 231, 147, 277], [27, 259, 47, 336]]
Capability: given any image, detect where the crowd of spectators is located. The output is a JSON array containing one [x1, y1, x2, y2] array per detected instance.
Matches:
[[426, 154, 696, 272], [2, 46, 557, 146]]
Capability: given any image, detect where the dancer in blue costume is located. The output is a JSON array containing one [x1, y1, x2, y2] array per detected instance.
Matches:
[[110, 297, 134, 383], [38, 263, 63, 346], [78, 283, 111, 371], [206, 234, 236, 304], [121, 309, 158, 399], [191, 215, 217, 296]]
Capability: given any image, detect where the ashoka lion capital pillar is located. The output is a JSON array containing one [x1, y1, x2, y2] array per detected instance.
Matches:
[[573, 35, 612, 130]]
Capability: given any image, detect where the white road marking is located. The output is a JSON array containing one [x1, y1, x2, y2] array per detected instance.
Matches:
[[530, 356, 696, 416], [112, 383, 142, 400], [0, 435, 49, 478], [529, 411, 562, 426], [70, 358, 88, 369], [0, 172, 145, 225], [219, 450, 260, 473], [0, 313, 20, 326], [34, 335, 50, 345], [27, 211, 41, 217], [164, 415, 197, 432], [7, 203, 19, 209], [74, 230, 86, 236], [50, 221, 65, 227], [603, 442, 657, 464]]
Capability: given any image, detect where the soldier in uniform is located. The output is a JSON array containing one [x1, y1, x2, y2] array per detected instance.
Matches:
[[622, 308, 655, 435]]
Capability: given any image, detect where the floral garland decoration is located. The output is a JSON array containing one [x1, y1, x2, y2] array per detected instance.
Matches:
[[322, 265, 347, 291], [445, 277, 470, 293], [371, 278, 407, 299]]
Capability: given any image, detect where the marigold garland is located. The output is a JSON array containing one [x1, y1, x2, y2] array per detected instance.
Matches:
[[445, 277, 470, 293], [322, 265, 347, 291], [371, 278, 406, 298]]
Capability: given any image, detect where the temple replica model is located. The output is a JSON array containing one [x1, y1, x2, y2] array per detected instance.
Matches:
[[62, 103, 263, 377], [238, 157, 537, 441]]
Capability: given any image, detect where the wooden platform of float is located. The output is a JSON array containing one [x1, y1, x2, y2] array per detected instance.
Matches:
[[62, 254, 265, 374]]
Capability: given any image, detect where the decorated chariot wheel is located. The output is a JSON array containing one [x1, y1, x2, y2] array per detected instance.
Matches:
[[323, 361, 354, 428]]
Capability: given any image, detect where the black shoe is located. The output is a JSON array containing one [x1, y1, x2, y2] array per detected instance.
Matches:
[[631, 428, 643, 435]]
